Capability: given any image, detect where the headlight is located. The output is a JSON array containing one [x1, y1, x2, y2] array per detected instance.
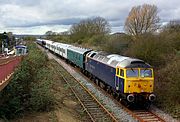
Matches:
[[127, 94, 135, 102], [149, 94, 156, 101]]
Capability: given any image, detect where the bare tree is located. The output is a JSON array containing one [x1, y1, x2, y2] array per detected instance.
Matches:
[[124, 4, 160, 36], [70, 16, 110, 41]]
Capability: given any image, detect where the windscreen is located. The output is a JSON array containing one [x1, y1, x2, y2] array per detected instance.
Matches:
[[126, 69, 138, 77], [140, 69, 152, 77]]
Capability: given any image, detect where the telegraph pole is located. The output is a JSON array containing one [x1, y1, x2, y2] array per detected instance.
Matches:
[[1, 41, 4, 54], [3, 32, 8, 54]]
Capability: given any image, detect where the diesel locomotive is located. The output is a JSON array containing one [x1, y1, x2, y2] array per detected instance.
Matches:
[[36, 39, 156, 108]]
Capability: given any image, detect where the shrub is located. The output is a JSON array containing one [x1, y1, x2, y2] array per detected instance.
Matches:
[[102, 33, 131, 54], [87, 34, 108, 46], [125, 34, 175, 67], [30, 66, 55, 111], [155, 58, 180, 118]]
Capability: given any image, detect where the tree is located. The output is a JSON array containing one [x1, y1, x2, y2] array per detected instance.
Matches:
[[161, 20, 180, 51], [124, 4, 160, 36], [45, 31, 53, 36], [163, 20, 180, 32], [70, 16, 110, 42]]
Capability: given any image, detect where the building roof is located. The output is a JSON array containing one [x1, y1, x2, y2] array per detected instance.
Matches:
[[15, 45, 27, 48]]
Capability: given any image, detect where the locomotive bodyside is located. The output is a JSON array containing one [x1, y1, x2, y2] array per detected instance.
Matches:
[[85, 55, 116, 90]]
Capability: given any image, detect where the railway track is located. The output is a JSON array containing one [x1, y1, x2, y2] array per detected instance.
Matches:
[[83, 75, 166, 122], [132, 110, 166, 122], [82, 71, 166, 122], [56, 65, 119, 122], [82, 74, 166, 122], [67, 66, 166, 122]]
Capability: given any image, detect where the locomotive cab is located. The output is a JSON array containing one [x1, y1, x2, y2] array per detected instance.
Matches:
[[124, 68, 154, 94]]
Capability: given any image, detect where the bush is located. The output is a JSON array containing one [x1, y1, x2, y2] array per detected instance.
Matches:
[[102, 33, 131, 54], [30, 66, 55, 111], [87, 35, 108, 46], [155, 58, 180, 118], [125, 34, 175, 67]]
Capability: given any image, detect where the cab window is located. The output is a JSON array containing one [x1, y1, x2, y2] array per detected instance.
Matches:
[[116, 68, 120, 75], [126, 69, 138, 77], [140, 69, 152, 77], [120, 69, 124, 77]]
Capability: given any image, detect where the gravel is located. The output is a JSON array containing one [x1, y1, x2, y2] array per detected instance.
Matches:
[[150, 105, 179, 122]]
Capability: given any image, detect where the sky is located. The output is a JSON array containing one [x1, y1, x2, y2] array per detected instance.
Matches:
[[0, 0, 180, 35]]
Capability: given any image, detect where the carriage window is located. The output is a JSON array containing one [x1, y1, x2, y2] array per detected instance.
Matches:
[[62, 49, 65, 53], [120, 69, 124, 77], [18, 48, 23, 54]]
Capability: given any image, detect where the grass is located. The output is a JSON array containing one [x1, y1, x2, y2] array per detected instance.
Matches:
[[48, 111, 58, 122]]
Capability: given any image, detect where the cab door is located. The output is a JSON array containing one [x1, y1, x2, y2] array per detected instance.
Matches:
[[115, 68, 124, 93], [115, 68, 120, 90]]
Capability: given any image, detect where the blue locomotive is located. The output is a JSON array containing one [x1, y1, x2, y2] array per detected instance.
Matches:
[[36, 39, 156, 107]]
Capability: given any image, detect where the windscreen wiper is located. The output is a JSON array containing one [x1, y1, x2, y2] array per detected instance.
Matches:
[[131, 68, 135, 73]]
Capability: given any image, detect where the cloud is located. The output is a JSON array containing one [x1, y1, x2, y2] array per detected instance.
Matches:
[[0, 0, 180, 34], [4, 18, 82, 28], [0, 25, 70, 35]]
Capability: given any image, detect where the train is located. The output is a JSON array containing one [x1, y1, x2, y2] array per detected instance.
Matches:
[[14, 45, 28, 56], [36, 38, 156, 108]]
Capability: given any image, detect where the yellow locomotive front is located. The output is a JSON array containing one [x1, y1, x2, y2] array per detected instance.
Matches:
[[116, 64, 156, 106], [124, 68, 156, 103], [125, 68, 154, 93]]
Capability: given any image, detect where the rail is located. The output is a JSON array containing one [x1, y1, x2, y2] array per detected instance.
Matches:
[[57, 67, 119, 122], [131, 110, 166, 122]]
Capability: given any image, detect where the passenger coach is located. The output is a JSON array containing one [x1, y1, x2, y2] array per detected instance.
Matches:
[[67, 46, 92, 69]]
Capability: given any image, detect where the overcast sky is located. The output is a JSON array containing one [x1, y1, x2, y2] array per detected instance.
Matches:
[[0, 0, 180, 35]]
